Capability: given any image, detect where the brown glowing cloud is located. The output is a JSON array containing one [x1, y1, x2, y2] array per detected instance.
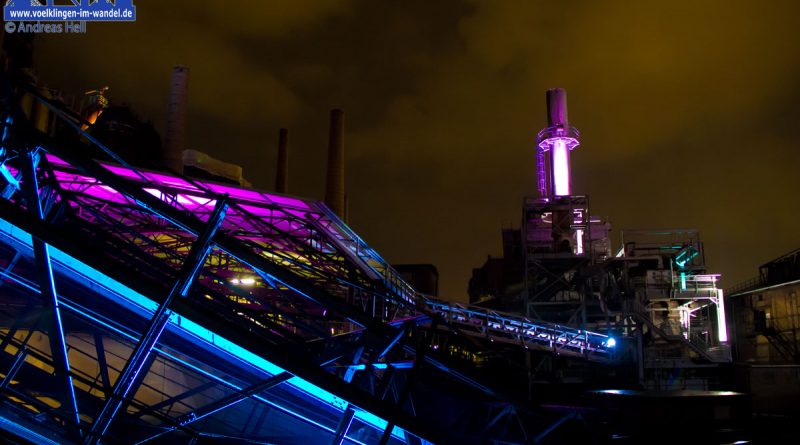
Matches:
[[31, 0, 800, 300]]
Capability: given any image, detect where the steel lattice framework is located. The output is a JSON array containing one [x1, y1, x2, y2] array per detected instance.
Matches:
[[0, 79, 616, 444]]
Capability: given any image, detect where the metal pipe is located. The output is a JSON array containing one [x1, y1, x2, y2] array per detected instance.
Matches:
[[163, 66, 189, 173], [276, 128, 289, 193], [325, 109, 345, 218]]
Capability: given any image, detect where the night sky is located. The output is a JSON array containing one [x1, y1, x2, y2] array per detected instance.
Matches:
[[31, 1, 800, 301]]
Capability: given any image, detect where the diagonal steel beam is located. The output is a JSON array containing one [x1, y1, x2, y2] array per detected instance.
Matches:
[[176, 372, 291, 428], [7, 94, 512, 442], [137, 372, 294, 444], [0, 347, 27, 391], [137, 347, 356, 444], [21, 149, 82, 438], [330, 404, 356, 445], [137, 381, 217, 418], [84, 197, 228, 444], [342, 345, 364, 384], [92, 332, 112, 396]]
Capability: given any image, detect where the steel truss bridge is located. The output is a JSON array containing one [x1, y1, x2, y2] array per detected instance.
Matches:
[[0, 79, 615, 444]]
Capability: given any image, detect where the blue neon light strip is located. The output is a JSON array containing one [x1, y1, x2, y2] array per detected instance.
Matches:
[[0, 218, 408, 442]]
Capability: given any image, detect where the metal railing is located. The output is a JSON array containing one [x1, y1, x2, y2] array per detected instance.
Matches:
[[423, 298, 615, 361], [624, 299, 729, 363]]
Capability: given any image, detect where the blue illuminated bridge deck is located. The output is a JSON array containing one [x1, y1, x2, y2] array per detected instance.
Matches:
[[0, 82, 616, 444]]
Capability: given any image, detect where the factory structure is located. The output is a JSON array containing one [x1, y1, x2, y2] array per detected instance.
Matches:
[[468, 89, 731, 391], [0, 32, 796, 445]]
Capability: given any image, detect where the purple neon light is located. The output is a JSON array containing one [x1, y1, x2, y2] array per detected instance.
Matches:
[[536, 135, 578, 198], [552, 139, 570, 196], [42, 154, 412, 299], [36, 154, 615, 359]]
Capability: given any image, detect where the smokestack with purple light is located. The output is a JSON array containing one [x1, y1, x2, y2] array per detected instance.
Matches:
[[276, 128, 289, 194], [325, 109, 345, 218], [164, 66, 189, 173], [536, 88, 580, 199]]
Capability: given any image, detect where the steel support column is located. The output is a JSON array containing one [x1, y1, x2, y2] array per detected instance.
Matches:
[[330, 404, 355, 445], [85, 197, 228, 444], [378, 344, 427, 444], [20, 149, 81, 435], [93, 333, 112, 396]]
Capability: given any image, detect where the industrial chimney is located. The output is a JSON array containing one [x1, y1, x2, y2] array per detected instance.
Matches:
[[537, 88, 581, 253], [536, 88, 580, 199], [325, 109, 345, 218], [546, 87, 569, 128], [275, 128, 289, 194], [164, 66, 189, 173]]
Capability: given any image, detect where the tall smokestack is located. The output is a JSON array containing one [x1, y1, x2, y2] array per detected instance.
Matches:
[[164, 66, 189, 173], [325, 109, 345, 218], [275, 128, 289, 194], [546, 88, 569, 128], [537, 88, 581, 253]]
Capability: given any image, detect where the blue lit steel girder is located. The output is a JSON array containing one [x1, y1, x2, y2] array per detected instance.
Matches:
[[85, 196, 229, 444], [0, 323, 208, 443], [0, 207, 445, 443], [120, 350, 361, 443], [20, 148, 82, 438], [377, 319, 438, 445], [0, 347, 27, 391]]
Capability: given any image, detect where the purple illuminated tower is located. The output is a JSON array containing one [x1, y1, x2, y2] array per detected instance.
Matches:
[[536, 88, 580, 199]]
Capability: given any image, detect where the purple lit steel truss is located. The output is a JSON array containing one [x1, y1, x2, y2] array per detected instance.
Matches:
[[0, 81, 616, 444]]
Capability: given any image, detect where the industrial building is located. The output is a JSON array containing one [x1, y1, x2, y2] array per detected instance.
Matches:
[[728, 248, 800, 417], [469, 89, 731, 392], [0, 31, 795, 444], [0, 37, 618, 442]]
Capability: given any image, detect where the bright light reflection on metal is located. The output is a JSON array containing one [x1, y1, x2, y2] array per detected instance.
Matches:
[[717, 289, 728, 343], [551, 138, 571, 196]]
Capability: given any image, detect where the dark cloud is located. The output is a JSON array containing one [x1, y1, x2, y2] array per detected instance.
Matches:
[[32, 0, 800, 300]]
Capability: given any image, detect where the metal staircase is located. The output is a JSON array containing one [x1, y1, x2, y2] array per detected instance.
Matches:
[[625, 299, 729, 364]]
